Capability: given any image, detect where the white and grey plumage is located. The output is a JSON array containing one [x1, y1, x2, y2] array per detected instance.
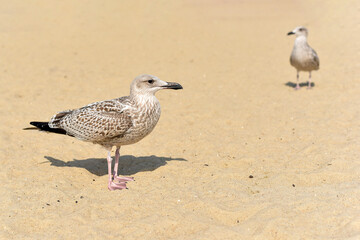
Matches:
[[29, 74, 183, 191], [288, 26, 319, 89]]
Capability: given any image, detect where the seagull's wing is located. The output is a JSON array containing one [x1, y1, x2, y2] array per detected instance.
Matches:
[[52, 97, 134, 142], [311, 48, 320, 69]]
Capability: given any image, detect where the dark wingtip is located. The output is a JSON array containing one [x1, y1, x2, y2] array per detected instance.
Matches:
[[28, 121, 68, 135], [30, 121, 38, 126], [30, 121, 49, 129]]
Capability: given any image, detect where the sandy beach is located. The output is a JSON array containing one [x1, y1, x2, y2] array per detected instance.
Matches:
[[1, 0, 359, 239]]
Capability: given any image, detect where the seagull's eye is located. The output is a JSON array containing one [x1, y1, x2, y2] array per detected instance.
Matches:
[[147, 80, 154, 84]]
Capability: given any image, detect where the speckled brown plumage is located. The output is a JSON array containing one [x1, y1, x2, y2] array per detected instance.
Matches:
[[48, 96, 160, 148]]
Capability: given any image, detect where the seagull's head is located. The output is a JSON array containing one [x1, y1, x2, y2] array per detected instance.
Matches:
[[287, 26, 308, 37], [130, 74, 183, 96]]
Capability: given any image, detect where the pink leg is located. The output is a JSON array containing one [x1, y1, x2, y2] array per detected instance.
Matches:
[[113, 147, 120, 178], [113, 147, 134, 183], [107, 150, 127, 191], [307, 72, 312, 89], [295, 71, 300, 90]]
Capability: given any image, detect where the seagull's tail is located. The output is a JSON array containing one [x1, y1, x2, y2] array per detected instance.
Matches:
[[27, 121, 68, 135]]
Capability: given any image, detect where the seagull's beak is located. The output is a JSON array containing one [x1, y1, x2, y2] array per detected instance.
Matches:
[[161, 82, 183, 90], [287, 31, 295, 35]]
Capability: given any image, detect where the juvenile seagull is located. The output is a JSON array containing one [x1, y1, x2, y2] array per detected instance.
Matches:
[[288, 26, 319, 90], [29, 74, 183, 191]]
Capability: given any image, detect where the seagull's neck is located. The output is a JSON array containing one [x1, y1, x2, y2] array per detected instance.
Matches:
[[131, 93, 159, 108], [294, 35, 308, 46]]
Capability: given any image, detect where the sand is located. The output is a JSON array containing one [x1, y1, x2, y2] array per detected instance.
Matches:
[[1, 0, 359, 239]]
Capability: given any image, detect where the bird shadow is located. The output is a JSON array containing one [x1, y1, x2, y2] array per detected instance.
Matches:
[[44, 155, 187, 176], [285, 82, 315, 88]]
